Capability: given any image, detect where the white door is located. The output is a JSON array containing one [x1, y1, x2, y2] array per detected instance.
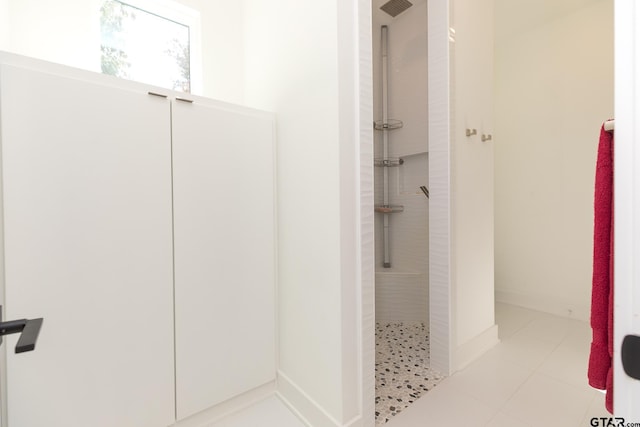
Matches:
[[0, 64, 175, 427], [614, 0, 640, 419], [172, 99, 276, 420]]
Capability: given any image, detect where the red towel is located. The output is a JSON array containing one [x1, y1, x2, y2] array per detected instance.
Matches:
[[588, 124, 614, 413]]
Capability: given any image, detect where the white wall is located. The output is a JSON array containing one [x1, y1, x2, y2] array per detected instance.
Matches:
[[2, 0, 102, 72], [243, 1, 362, 426], [0, 0, 245, 104], [425, 0, 453, 376], [450, 0, 498, 368], [494, 0, 613, 320], [177, 0, 245, 102], [0, 0, 9, 51]]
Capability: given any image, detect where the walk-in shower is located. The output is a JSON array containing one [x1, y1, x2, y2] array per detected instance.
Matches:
[[372, 0, 443, 423]]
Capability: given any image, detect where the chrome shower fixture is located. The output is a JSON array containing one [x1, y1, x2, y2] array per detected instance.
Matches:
[[420, 186, 429, 199], [380, 0, 413, 17]]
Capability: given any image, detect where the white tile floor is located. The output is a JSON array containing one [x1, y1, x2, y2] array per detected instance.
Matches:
[[205, 396, 305, 427], [208, 303, 611, 427], [386, 302, 611, 427]]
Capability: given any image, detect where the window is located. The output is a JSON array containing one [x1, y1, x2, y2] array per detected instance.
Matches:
[[100, 0, 201, 93]]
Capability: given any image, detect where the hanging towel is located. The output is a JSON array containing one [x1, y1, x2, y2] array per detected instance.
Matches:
[[588, 123, 614, 414]]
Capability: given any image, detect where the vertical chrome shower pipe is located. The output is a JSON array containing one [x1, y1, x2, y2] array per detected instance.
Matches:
[[381, 25, 391, 268]]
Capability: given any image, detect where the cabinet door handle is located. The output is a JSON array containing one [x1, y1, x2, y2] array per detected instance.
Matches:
[[175, 97, 194, 103], [148, 91, 168, 98], [622, 335, 640, 380], [0, 306, 44, 354]]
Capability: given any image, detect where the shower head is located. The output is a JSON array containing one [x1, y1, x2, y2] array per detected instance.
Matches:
[[380, 0, 413, 17]]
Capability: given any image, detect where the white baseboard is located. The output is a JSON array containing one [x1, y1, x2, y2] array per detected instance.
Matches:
[[495, 289, 589, 322], [454, 324, 500, 371], [276, 371, 362, 427], [172, 381, 276, 427]]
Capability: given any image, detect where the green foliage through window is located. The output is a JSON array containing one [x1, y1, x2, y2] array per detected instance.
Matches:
[[100, 0, 191, 92]]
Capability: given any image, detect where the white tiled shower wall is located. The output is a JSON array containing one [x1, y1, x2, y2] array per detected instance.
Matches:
[[373, 0, 429, 323]]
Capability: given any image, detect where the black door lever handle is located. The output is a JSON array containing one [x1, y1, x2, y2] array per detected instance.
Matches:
[[0, 306, 44, 354], [622, 335, 640, 380]]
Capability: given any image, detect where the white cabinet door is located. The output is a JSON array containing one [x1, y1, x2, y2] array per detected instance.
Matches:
[[0, 64, 175, 427], [172, 100, 276, 420]]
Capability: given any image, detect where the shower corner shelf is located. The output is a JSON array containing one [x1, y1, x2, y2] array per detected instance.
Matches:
[[374, 119, 403, 131], [374, 158, 404, 167], [375, 205, 404, 214]]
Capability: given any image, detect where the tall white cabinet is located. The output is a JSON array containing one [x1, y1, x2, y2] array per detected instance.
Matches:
[[0, 53, 276, 427], [449, 0, 497, 365], [172, 93, 276, 419]]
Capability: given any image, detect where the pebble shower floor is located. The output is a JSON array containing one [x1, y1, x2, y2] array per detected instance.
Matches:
[[375, 322, 445, 424]]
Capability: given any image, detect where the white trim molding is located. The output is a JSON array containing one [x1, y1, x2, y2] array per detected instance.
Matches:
[[357, 0, 376, 425], [276, 371, 363, 427], [454, 325, 499, 371], [495, 289, 590, 322], [613, 0, 640, 418], [427, 0, 453, 376]]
